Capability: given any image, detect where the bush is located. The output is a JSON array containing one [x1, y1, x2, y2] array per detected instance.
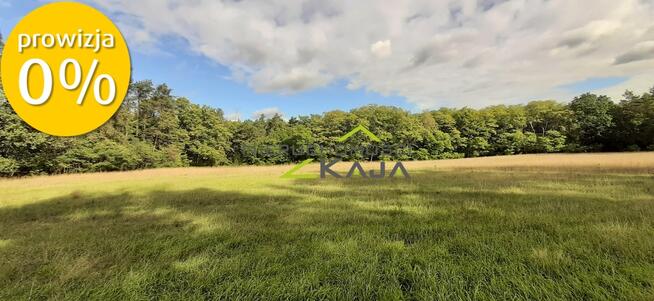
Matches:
[[626, 145, 641, 152], [0, 157, 19, 177]]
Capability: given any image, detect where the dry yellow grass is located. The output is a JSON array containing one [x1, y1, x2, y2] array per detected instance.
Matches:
[[1, 152, 651, 208], [410, 152, 654, 173], [1, 152, 652, 189]]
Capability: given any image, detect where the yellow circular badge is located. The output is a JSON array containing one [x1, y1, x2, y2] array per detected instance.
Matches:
[[1, 2, 131, 136]]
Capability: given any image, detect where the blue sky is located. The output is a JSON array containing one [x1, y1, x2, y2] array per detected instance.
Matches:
[[559, 77, 629, 95], [2, 1, 652, 119]]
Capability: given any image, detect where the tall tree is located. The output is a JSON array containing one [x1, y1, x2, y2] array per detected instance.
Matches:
[[177, 98, 231, 166], [453, 108, 493, 157], [0, 75, 652, 177], [568, 93, 615, 150], [525, 100, 573, 135], [611, 89, 654, 151]]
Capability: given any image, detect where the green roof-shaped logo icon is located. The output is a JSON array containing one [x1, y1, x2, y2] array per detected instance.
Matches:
[[281, 125, 381, 179], [337, 125, 381, 142]]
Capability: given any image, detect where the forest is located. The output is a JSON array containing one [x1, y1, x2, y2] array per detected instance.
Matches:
[[1, 35, 654, 176]]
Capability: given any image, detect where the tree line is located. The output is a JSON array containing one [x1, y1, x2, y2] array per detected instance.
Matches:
[[1, 79, 653, 176], [1, 36, 653, 176]]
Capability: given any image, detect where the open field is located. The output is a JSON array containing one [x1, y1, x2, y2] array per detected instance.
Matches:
[[1, 153, 653, 300]]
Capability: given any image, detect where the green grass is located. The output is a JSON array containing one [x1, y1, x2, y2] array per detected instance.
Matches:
[[0, 166, 653, 300]]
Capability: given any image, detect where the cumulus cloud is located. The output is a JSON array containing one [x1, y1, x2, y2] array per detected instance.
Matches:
[[371, 40, 392, 59], [250, 67, 331, 93], [614, 41, 654, 65], [252, 107, 284, 120], [92, 0, 654, 108], [224, 112, 241, 122]]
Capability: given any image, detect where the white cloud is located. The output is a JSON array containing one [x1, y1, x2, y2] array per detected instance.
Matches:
[[251, 107, 284, 120], [250, 66, 332, 93], [371, 40, 392, 59], [614, 41, 654, 65], [224, 112, 241, 122], [92, 0, 654, 108]]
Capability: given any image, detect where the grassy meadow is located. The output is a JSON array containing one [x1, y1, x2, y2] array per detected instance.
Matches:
[[0, 153, 653, 300]]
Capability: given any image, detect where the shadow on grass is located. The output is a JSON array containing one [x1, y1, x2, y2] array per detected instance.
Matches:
[[277, 169, 653, 206], [0, 188, 311, 299], [0, 170, 653, 300]]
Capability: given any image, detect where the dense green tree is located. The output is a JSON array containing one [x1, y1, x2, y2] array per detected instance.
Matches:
[[351, 106, 422, 160], [230, 118, 271, 164], [416, 112, 455, 159], [177, 98, 231, 166], [0, 99, 70, 175], [431, 109, 464, 157], [611, 89, 654, 151], [284, 123, 315, 161], [56, 134, 140, 173], [311, 110, 360, 160], [568, 93, 616, 150], [495, 130, 528, 155], [453, 108, 494, 157], [0, 75, 652, 177], [525, 100, 573, 135], [139, 84, 182, 150]]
